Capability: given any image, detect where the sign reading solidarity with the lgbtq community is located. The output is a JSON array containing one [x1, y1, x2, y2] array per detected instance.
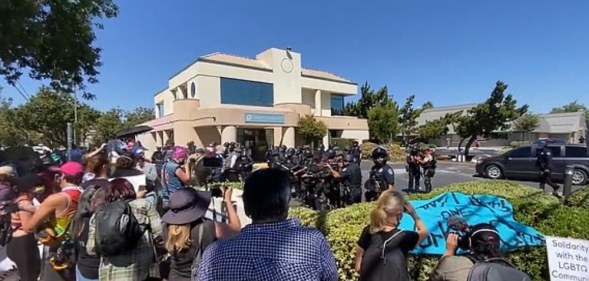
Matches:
[[546, 236, 589, 281], [397, 192, 545, 255]]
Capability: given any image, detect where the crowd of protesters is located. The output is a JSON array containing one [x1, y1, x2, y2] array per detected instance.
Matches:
[[0, 141, 532, 281]]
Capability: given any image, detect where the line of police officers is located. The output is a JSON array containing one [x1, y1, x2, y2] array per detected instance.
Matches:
[[265, 142, 437, 211]]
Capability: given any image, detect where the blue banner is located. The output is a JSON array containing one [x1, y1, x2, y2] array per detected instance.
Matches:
[[398, 192, 545, 255]]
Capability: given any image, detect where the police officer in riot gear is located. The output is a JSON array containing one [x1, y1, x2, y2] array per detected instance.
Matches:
[[536, 144, 560, 193], [405, 145, 421, 193], [328, 154, 363, 204], [364, 147, 395, 202], [351, 140, 361, 163], [417, 147, 436, 193]]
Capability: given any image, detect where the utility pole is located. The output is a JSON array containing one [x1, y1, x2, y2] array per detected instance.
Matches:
[[73, 91, 78, 145]]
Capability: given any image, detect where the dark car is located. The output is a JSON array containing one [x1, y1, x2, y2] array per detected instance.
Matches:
[[475, 144, 589, 185]]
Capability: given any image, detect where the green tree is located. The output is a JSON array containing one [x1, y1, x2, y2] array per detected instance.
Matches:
[[297, 115, 328, 146], [368, 102, 399, 144], [0, 0, 118, 99], [124, 107, 154, 128], [417, 112, 460, 142], [13, 87, 100, 148], [453, 81, 528, 157], [551, 101, 589, 129], [398, 95, 433, 144], [513, 113, 540, 141], [94, 108, 126, 144], [342, 82, 393, 119], [0, 90, 32, 146]]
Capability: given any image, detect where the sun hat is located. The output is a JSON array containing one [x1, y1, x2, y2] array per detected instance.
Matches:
[[0, 166, 15, 176], [162, 188, 212, 225], [49, 161, 84, 177]]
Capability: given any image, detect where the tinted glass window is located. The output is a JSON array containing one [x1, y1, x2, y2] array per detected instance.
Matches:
[[331, 95, 345, 115], [565, 146, 587, 158], [509, 147, 531, 158], [220, 78, 273, 107], [156, 103, 164, 118], [548, 146, 561, 157]]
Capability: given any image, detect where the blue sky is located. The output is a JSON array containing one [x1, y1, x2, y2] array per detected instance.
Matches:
[[3, 0, 589, 113]]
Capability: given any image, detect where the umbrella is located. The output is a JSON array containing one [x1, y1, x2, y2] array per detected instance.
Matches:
[[115, 125, 153, 138]]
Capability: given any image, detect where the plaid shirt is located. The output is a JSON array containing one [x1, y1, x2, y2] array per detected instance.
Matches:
[[197, 218, 338, 281], [87, 198, 163, 281]]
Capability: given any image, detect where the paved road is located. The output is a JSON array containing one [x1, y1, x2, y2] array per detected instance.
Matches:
[[359, 160, 582, 194]]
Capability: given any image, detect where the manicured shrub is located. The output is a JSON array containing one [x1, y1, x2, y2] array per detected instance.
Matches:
[[360, 142, 378, 159], [331, 138, 356, 149], [289, 180, 586, 281], [564, 186, 589, 209]]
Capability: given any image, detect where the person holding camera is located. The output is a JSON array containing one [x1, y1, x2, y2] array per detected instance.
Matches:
[[416, 148, 436, 193], [405, 146, 421, 193], [430, 223, 531, 281], [354, 190, 428, 281], [6, 173, 43, 281], [160, 147, 191, 209]]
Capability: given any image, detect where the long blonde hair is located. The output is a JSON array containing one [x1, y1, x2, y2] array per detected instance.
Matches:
[[369, 191, 405, 234], [165, 224, 192, 252]]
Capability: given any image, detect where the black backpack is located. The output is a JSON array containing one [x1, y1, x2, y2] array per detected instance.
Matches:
[[94, 200, 144, 256], [359, 230, 411, 281], [466, 256, 532, 281]]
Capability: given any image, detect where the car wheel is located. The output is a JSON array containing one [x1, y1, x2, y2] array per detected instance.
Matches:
[[571, 169, 588, 185], [485, 164, 503, 179]]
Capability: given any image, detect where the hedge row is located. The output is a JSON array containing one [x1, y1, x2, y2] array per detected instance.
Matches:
[[360, 142, 405, 162], [288, 181, 589, 281]]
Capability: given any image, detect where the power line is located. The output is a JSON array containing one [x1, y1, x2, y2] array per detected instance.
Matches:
[[12, 84, 29, 102], [16, 81, 30, 99]]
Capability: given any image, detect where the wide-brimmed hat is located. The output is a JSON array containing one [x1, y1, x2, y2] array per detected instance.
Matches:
[[162, 188, 211, 225]]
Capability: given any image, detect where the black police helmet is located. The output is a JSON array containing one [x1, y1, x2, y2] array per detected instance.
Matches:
[[344, 154, 355, 163], [372, 147, 388, 160], [286, 148, 295, 156]]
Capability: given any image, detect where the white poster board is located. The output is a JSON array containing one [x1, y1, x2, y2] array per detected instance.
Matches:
[[545, 236, 589, 281]]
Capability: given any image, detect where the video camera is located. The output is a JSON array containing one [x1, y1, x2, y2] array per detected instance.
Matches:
[[202, 154, 224, 168], [447, 216, 473, 250]]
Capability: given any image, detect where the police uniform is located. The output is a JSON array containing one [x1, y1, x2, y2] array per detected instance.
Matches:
[[365, 164, 395, 202], [537, 146, 560, 191], [340, 161, 363, 204]]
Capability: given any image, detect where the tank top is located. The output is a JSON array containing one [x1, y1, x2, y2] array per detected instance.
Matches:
[[53, 186, 81, 237], [161, 162, 183, 197], [11, 193, 33, 231]]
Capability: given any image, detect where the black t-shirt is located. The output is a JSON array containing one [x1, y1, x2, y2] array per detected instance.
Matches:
[[357, 226, 420, 281], [357, 226, 419, 254], [167, 220, 217, 280], [76, 178, 110, 279]]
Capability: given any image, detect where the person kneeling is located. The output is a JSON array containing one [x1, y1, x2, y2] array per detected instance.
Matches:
[[429, 223, 531, 281]]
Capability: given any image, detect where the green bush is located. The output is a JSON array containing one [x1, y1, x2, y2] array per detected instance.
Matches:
[[331, 138, 356, 149], [289, 180, 587, 281], [359, 142, 405, 162], [564, 186, 589, 209]]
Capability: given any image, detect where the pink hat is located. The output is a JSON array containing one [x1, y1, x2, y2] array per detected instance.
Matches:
[[50, 161, 84, 177]]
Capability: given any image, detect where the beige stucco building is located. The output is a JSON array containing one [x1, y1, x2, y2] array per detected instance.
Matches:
[[136, 48, 368, 155]]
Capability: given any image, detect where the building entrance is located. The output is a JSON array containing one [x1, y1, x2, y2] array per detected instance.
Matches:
[[237, 128, 274, 161]]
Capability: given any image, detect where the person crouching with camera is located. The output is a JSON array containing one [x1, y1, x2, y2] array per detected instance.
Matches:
[[430, 223, 531, 281]]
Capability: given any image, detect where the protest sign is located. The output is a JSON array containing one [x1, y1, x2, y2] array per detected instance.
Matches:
[[546, 236, 589, 281], [398, 192, 544, 255]]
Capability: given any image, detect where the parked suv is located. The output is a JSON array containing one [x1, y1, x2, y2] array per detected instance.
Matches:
[[475, 144, 589, 185]]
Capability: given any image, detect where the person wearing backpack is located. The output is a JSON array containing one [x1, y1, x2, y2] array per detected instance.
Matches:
[[354, 190, 429, 281], [161, 187, 241, 281], [429, 223, 531, 281], [86, 178, 163, 281]]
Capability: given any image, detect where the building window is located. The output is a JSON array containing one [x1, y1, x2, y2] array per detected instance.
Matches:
[[190, 82, 196, 98], [220, 78, 273, 107], [156, 103, 164, 118], [331, 94, 345, 115]]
